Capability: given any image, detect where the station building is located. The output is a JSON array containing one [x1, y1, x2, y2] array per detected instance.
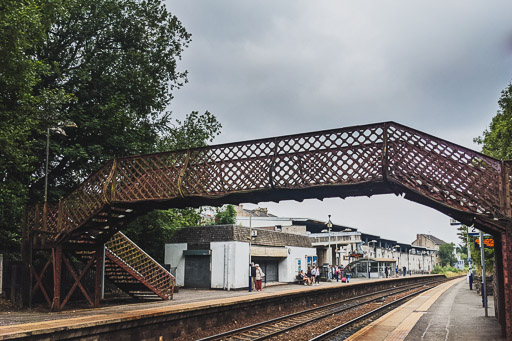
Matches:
[[164, 206, 440, 289], [235, 206, 438, 278], [164, 225, 316, 289]]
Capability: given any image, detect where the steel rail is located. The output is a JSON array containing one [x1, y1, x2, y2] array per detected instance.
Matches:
[[308, 284, 436, 341], [198, 278, 446, 341]]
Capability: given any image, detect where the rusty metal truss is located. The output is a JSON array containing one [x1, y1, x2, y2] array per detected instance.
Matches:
[[104, 232, 174, 300], [27, 121, 512, 244]]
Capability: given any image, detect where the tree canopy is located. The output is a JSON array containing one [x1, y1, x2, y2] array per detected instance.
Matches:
[[214, 205, 237, 225], [0, 0, 222, 258], [438, 243, 457, 267], [475, 83, 512, 159]]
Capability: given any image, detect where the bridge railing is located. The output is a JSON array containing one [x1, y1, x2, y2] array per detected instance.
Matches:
[[387, 123, 503, 219], [27, 122, 509, 241]]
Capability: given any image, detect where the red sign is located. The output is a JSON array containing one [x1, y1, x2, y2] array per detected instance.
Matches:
[[350, 253, 364, 258]]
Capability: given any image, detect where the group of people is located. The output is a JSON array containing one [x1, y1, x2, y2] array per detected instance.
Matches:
[[384, 266, 408, 278], [250, 262, 265, 291], [298, 266, 321, 286], [329, 265, 351, 282]]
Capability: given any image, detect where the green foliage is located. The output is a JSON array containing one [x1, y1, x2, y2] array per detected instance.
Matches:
[[157, 111, 222, 151], [474, 83, 512, 159], [123, 208, 201, 262], [0, 0, 63, 257], [431, 264, 464, 277], [456, 225, 469, 265], [215, 205, 237, 225], [438, 243, 457, 267], [28, 0, 194, 201], [0, 0, 222, 258], [469, 235, 495, 274]]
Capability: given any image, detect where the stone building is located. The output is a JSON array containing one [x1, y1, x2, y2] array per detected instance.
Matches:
[[412, 234, 446, 250], [164, 225, 316, 289]]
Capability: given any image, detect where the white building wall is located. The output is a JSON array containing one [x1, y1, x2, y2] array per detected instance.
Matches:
[[211, 241, 249, 290], [278, 246, 317, 282], [164, 243, 187, 287]]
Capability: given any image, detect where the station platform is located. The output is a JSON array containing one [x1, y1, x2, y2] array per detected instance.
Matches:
[[0, 275, 503, 340], [348, 277, 504, 340]]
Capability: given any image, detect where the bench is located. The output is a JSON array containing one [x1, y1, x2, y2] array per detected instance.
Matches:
[[295, 275, 305, 285]]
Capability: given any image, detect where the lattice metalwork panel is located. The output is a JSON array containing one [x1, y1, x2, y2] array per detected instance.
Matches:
[[29, 161, 114, 240], [387, 123, 503, 217], [106, 232, 174, 299], [113, 153, 187, 201], [27, 122, 512, 243], [272, 125, 385, 188]]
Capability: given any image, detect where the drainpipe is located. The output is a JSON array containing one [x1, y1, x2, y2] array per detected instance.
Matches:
[[223, 245, 227, 290]]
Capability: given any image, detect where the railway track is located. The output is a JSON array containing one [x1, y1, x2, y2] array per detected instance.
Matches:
[[308, 285, 433, 341], [198, 278, 447, 341]]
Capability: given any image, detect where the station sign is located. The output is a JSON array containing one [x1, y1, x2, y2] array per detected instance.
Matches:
[[467, 226, 491, 237], [475, 238, 494, 248], [350, 253, 364, 258]]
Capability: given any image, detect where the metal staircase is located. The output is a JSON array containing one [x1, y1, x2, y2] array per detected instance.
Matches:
[[104, 232, 174, 300]]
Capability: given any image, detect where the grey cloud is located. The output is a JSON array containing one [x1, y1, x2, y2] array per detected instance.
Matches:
[[165, 0, 512, 242]]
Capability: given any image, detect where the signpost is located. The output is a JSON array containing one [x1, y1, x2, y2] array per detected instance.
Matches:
[[479, 230, 488, 317]]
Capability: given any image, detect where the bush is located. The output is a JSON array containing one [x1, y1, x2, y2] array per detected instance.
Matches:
[[432, 264, 464, 277]]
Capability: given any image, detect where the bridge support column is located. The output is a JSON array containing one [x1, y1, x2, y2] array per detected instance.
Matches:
[[94, 245, 104, 307], [501, 229, 512, 339], [51, 246, 62, 311]]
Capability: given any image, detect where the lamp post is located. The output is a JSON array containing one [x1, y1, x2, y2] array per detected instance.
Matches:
[[422, 251, 425, 274], [327, 215, 333, 266], [248, 216, 252, 292], [44, 122, 77, 204], [394, 245, 400, 271], [408, 248, 415, 276], [367, 240, 377, 278]]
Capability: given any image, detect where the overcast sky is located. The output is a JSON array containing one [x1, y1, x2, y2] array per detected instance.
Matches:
[[165, 1, 512, 246]]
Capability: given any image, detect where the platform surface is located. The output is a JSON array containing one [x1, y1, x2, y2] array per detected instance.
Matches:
[[0, 275, 503, 340], [348, 277, 504, 341]]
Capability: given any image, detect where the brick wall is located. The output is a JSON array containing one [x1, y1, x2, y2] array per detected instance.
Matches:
[[169, 225, 312, 248]]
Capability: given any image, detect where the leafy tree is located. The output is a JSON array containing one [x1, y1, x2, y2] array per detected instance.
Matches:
[[438, 243, 457, 267], [474, 83, 512, 159], [456, 225, 469, 265], [215, 205, 237, 225], [28, 0, 195, 202], [0, 0, 222, 258], [0, 0, 64, 257], [124, 208, 201, 262], [469, 235, 495, 274]]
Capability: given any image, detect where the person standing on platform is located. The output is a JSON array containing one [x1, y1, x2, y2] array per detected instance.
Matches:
[[255, 264, 265, 291], [395, 266, 399, 277], [346, 265, 351, 283], [307, 266, 313, 284], [385, 266, 389, 278], [402, 266, 407, 277], [468, 270, 473, 290], [314, 265, 320, 285], [250, 262, 257, 291]]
